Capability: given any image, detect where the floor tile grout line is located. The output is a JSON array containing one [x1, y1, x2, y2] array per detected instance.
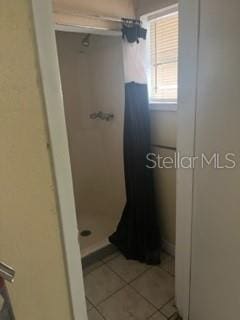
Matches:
[[127, 264, 174, 287], [85, 257, 175, 308], [127, 266, 153, 284], [128, 282, 160, 313], [84, 252, 176, 318], [88, 263, 158, 315], [102, 263, 128, 284], [92, 291, 177, 320], [101, 262, 130, 284], [146, 306, 178, 320], [85, 256, 174, 287], [93, 304, 109, 320], [160, 302, 181, 319], [129, 281, 175, 315], [168, 311, 180, 320], [102, 258, 172, 310], [84, 263, 127, 307], [146, 310, 159, 320], [86, 297, 94, 311], [94, 282, 158, 320], [160, 310, 178, 319], [158, 264, 175, 278], [90, 305, 108, 320], [130, 264, 174, 284], [93, 282, 128, 308], [83, 250, 174, 277], [159, 297, 175, 310], [146, 309, 168, 320], [105, 259, 154, 285]]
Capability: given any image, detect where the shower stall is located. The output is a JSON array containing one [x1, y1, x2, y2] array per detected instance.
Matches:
[[56, 31, 126, 257]]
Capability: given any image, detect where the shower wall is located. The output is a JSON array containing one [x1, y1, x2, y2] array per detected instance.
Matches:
[[56, 32, 126, 255]]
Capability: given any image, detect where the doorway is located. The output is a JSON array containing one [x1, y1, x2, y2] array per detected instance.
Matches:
[[55, 27, 178, 320], [31, 1, 192, 319], [56, 31, 125, 257]]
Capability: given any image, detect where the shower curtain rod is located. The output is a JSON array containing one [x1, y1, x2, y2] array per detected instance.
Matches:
[[54, 10, 141, 25]]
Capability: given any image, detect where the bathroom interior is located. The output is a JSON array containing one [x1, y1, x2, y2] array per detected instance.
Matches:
[[55, 3, 178, 319], [56, 25, 177, 262], [3, 0, 240, 318]]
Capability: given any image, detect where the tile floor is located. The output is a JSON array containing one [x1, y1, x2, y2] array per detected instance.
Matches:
[[83, 251, 180, 320]]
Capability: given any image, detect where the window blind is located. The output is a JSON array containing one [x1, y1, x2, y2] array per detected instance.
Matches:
[[150, 12, 178, 101]]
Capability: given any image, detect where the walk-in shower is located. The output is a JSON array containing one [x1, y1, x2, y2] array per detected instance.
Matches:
[[56, 31, 125, 257]]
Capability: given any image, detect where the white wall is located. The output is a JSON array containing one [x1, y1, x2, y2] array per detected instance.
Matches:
[[151, 111, 177, 246], [189, 0, 240, 319]]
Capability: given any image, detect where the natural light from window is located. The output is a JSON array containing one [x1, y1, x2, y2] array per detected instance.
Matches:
[[149, 10, 179, 104]]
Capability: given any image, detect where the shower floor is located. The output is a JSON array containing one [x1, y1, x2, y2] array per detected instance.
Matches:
[[78, 210, 119, 257]]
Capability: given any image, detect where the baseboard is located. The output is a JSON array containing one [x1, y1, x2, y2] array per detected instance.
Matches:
[[162, 240, 175, 257], [82, 239, 175, 269], [82, 242, 117, 269]]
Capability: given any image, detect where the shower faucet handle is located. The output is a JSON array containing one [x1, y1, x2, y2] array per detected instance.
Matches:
[[104, 113, 114, 121], [89, 111, 101, 119], [89, 111, 114, 121]]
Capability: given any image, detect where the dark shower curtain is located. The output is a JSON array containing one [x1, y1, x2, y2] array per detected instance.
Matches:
[[109, 21, 161, 265]]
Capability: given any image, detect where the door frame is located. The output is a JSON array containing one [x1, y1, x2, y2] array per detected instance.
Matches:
[[175, 0, 200, 319], [31, 1, 88, 319], [31, 0, 200, 319]]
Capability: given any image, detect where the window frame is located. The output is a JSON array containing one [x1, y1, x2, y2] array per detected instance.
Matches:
[[142, 4, 179, 111]]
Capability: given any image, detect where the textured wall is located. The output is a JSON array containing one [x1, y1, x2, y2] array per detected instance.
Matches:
[[0, 1, 72, 319], [53, 0, 135, 16]]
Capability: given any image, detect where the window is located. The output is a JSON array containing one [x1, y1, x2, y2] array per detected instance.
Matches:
[[149, 9, 178, 104]]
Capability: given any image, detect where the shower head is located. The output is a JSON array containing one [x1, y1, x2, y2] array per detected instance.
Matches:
[[82, 34, 91, 47]]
